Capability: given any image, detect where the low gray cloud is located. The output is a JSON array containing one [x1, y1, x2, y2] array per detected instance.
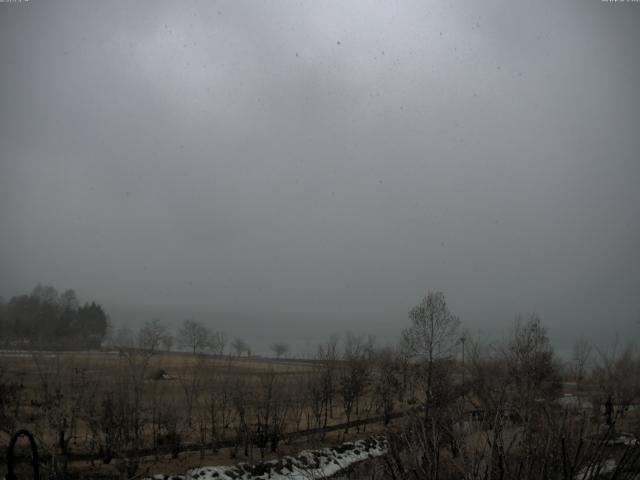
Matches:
[[1, 0, 639, 355]]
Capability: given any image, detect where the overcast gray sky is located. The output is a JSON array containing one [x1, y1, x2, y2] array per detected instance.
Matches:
[[1, 0, 639, 355]]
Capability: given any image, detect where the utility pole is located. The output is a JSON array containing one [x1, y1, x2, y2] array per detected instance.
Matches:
[[460, 334, 466, 402]]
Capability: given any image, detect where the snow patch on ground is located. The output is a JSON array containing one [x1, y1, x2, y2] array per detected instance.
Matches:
[[607, 433, 639, 446], [575, 459, 618, 480], [145, 437, 388, 480]]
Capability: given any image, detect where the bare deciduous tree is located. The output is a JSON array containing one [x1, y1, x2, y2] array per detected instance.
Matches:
[[231, 338, 250, 357], [113, 325, 135, 349], [315, 334, 339, 429], [572, 336, 592, 392], [0, 365, 24, 439], [161, 333, 174, 352], [32, 355, 95, 479], [179, 319, 210, 355], [252, 368, 289, 461], [178, 355, 208, 430], [209, 330, 227, 356], [138, 318, 167, 354], [270, 342, 289, 359], [372, 346, 400, 425], [505, 313, 560, 415], [339, 333, 373, 431], [402, 291, 460, 416], [593, 338, 640, 421], [206, 360, 235, 453]]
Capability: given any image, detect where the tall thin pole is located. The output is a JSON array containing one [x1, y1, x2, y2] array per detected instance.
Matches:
[[460, 335, 466, 402]]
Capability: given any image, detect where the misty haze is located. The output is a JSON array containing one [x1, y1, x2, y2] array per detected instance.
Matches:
[[0, 1, 639, 479]]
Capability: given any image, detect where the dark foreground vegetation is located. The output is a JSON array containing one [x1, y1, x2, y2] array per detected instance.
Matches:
[[1, 289, 639, 479]]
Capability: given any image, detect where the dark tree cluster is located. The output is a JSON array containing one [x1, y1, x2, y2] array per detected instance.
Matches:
[[0, 284, 108, 349]]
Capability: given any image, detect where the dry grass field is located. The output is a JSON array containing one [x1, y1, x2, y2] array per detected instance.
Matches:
[[0, 350, 391, 479], [2, 345, 638, 480]]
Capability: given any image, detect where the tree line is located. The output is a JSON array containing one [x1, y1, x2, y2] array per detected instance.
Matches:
[[0, 284, 108, 349]]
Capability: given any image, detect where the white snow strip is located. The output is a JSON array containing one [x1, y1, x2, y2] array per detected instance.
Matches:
[[145, 437, 388, 480]]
